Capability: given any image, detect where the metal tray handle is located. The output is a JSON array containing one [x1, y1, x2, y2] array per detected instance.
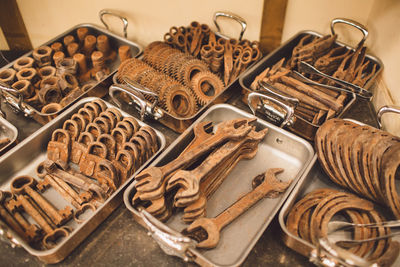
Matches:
[[99, 9, 128, 38], [213, 11, 247, 40], [377, 105, 400, 129], [109, 81, 163, 121], [331, 18, 368, 47], [247, 89, 295, 128]]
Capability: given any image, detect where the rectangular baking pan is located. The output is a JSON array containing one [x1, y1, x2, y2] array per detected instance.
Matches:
[[123, 103, 315, 266], [239, 29, 383, 141], [0, 116, 18, 156], [0, 23, 142, 124], [0, 97, 165, 264]]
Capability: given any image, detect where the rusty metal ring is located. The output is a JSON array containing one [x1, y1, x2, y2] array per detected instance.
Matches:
[[13, 57, 34, 71], [190, 71, 224, 106], [38, 66, 56, 79], [36, 161, 47, 179], [11, 80, 34, 98], [73, 203, 96, 224]]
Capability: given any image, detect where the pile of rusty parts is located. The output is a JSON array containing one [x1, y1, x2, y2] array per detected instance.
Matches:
[[286, 189, 399, 266], [316, 119, 400, 219], [116, 21, 260, 118], [132, 118, 291, 249], [0, 99, 158, 249], [250, 34, 377, 127], [164, 21, 261, 85], [0, 27, 132, 119]]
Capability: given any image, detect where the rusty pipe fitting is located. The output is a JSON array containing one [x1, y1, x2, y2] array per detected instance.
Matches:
[[0, 68, 16, 85], [118, 45, 131, 62], [91, 51, 105, 71], [53, 51, 65, 66], [73, 53, 88, 74], [97, 34, 110, 57], [67, 42, 79, 57], [56, 58, 78, 76], [59, 73, 79, 95], [11, 80, 34, 98], [77, 27, 89, 43], [51, 42, 64, 52], [13, 57, 34, 71], [16, 68, 40, 86], [63, 35, 75, 46], [39, 76, 62, 104], [38, 66, 56, 79], [32, 46, 53, 67], [83, 35, 96, 57]]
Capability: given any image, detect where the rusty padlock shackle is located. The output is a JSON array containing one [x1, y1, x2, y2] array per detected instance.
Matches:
[[86, 141, 108, 159], [51, 129, 71, 143]]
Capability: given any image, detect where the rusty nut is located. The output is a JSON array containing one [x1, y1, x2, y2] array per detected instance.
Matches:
[[59, 73, 79, 95], [0, 68, 16, 85], [11, 80, 34, 98], [32, 46, 53, 67], [39, 76, 62, 104], [38, 66, 56, 79], [56, 58, 78, 76], [16, 67, 40, 86], [13, 57, 35, 71]]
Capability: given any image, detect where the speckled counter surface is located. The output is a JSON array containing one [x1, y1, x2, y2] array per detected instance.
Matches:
[[0, 53, 378, 267]]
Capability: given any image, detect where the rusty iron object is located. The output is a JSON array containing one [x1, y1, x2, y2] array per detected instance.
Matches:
[[285, 188, 400, 265], [183, 168, 291, 249], [315, 119, 400, 220]]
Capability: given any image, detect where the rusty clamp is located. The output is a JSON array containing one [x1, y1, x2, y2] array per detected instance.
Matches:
[[247, 80, 297, 127], [213, 11, 247, 41], [99, 9, 128, 38], [109, 75, 163, 121]]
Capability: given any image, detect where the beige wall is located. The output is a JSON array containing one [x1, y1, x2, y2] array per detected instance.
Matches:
[[16, 0, 263, 48], [282, 0, 400, 135], [0, 27, 10, 50]]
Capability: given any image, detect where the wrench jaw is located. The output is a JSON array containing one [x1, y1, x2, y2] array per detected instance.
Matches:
[[135, 167, 164, 192], [184, 217, 219, 249]]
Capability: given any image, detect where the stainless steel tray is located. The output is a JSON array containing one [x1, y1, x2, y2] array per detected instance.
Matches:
[[123, 103, 315, 266], [0, 115, 18, 156], [0, 22, 142, 124], [0, 97, 165, 263], [109, 11, 261, 133], [239, 20, 383, 141]]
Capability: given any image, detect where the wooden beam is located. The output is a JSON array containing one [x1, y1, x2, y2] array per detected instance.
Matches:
[[0, 0, 32, 50], [259, 0, 288, 54]]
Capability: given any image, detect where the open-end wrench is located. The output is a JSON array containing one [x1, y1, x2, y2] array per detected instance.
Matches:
[[135, 118, 255, 194], [168, 128, 268, 206], [184, 168, 292, 248]]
